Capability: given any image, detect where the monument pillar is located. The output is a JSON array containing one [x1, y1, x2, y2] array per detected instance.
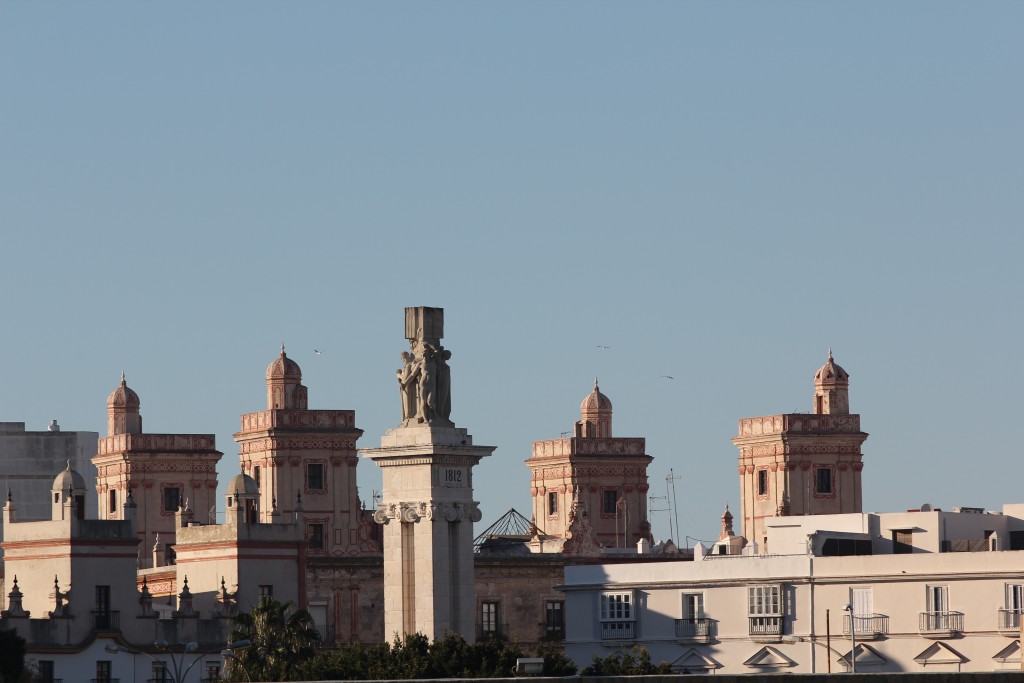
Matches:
[[363, 307, 494, 642]]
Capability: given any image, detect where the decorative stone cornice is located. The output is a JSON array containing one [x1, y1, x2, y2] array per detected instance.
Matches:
[[372, 500, 482, 525]]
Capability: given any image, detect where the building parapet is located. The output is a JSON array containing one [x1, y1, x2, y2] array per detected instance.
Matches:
[[737, 413, 862, 437], [238, 409, 356, 432], [531, 437, 647, 458], [97, 433, 216, 455]]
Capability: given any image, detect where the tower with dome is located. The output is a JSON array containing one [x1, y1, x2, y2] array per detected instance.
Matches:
[[92, 373, 222, 568], [732, 350, 869, 551], [525, 380, 653, 550]]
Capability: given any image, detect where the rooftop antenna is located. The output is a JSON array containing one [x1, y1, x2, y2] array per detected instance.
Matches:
[[666, 469, 683, 546], [648, 492, 670, 539]]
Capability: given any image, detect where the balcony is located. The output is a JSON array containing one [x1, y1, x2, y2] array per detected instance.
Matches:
[[92, 611, 120, 631], [919, 611, 964, 638], [600, 621, 635, 640], [843, 613, 889, 640], [998, 609, 1022, 634], [315, 623, 335, 646], [477, 622, 510, 641], [542, 625, 565, 641], [748, 615, 783, 641], [674, 617, 713, 643]]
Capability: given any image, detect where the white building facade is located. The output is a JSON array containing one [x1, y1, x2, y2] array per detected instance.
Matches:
[[563, 506, 1024, 674]]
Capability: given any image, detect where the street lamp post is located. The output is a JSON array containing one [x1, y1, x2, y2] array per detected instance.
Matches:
[[105, 639, 250, 683], [843, 603, 857, 674]]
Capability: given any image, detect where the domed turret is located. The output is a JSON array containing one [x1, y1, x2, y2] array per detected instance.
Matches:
[[227, 472, 259, 498], [52, 462, 86, 495], [265, 345, 308, 410], [107, 372, 142, 435], [813, 349, 850, 415], [51, 461, 86, 521], [576, 379, 613, 438], [266, 345, 302, 381], [226, 472, 260, 525], [580, 380, 613, 413]]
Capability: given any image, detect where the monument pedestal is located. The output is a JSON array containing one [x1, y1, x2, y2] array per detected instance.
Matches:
[[364, 425, 493, 642]]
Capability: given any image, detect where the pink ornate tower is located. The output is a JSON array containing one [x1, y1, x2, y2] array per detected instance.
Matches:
[[93, 374, 221, 568], [526, 381, 652, 550], [732, 351, 868, 551], [234, 347, 378, 557]]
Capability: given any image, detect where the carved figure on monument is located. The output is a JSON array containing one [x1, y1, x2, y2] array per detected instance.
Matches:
[[397, 351, 419, 425], [396, 307, 455, 427], [416, 343, 437, 424]]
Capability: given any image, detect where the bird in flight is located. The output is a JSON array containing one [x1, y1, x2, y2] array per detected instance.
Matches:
[[660, 375, 675, 380], [314, 349, 323, 356], [596, 345, 611, 349]]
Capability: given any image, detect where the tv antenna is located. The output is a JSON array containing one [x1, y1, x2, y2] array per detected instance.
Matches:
[[666, 469, 682, 544]]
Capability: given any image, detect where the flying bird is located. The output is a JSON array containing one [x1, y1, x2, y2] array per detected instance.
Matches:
[[661, 375, 675, 380], [596, 345, 611, 349], [314, 349, 323, 356]]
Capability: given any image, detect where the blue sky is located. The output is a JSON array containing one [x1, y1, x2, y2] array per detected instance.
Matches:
[[2, 2, 1022, 544]]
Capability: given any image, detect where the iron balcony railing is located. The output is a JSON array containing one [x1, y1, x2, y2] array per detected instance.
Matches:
[[543, 625, 565, 641], [600, 621, 635, 640], [315, 623, 335, 646], [674, 617, 712, 640], [92, 611, 120, 631], [748, 615, 783, 636], [998, 608, 1023, 631], [919, 610, 964, 634], [842, 613, 889, 636], [477, 622, 510, 641]]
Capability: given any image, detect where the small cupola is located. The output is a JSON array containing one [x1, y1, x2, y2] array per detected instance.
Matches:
[[813, 349, 850, 415], [52, 461, 86, 520], [107, 372, 142, 435], [576, 378, 613, 438], [265, 345, 308, 410], [226, 471, 260, 524]]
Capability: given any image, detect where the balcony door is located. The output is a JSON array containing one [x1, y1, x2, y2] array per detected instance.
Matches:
[[850, 588, 872, 633]]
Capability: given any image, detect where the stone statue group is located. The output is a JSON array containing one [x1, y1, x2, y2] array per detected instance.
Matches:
[[397, 340, 453, 427]]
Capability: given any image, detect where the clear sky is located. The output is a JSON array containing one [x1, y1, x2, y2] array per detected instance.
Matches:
[[2, 2, 1022, 545]]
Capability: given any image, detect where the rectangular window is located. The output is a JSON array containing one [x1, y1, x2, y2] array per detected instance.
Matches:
[[205, 663, 221, 682], [1008, 584, 1024, 611], [152, 661, 169, 683], [481, 601, 499, 634], [254, 466, 261, 488], [307, 463, 325, 491], [108, 489, 117, 514], [259, 585, 274, 599], [1003, 584, 1024, 630], [96, 661, 112, 683], [681, 592, 705, 621], [163, 486, 182, 513], [308, 523, 325, 550], [599, 591, 635, 639], [545, 600, 565, 639], [602, 490, 620, 515], [37, 661, 54, 683], [757, 469, 768, 496], [548, 492, 558, 516], [815, 467, 833, 494], [748, 585, 783, 636], [848, 587, 874, 635], [927, 584, 948, 613]]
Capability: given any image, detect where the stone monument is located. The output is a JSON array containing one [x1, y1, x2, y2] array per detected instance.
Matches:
[[363, 307, 494, 642]]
